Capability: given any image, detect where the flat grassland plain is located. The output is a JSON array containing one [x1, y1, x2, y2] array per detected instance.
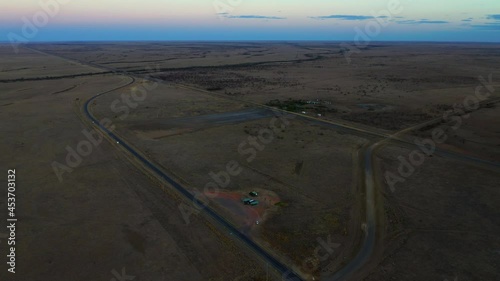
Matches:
[[0, 42, 499, 281]]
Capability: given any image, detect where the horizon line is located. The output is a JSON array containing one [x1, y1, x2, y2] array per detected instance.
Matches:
[[2, 39, 500, 44]]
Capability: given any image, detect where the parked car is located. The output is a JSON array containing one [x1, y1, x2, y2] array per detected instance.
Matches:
[[249, 200, 259, 206], [242, 198, 259, 206]]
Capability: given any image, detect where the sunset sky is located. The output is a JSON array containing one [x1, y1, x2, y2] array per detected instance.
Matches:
[[2, 0, 500, 42]]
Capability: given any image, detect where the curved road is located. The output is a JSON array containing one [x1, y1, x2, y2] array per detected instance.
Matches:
[[330, 96, 500, 280], [83, 71, 500, 281], [23, 46, 304, 280], [83, 78, 304, 281], [27, 46, 499, 281]]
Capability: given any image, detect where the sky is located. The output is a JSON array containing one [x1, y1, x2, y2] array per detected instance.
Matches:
[[1, 0, 500, 42]]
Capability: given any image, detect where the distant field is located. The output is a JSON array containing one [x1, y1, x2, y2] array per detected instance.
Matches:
[[0, 46, 270, 281], [1, 42, 499, 281], [30, 42, 500, 131]]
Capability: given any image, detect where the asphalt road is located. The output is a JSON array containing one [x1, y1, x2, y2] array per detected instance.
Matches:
[[83, 80, 304, 281], [24, 46, 305, 280], [28, 46, 499, 281], [79, 66, 500, 281]]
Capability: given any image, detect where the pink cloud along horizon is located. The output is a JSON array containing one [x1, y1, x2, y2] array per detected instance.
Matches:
[[2, 0, 500, 42]]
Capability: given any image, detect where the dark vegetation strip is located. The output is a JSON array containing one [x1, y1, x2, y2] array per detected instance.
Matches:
[[130, 55, 327, 74], [0, 67, 29, 73], [0, 71, 112, 83], [99, 58, 178, 65]]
